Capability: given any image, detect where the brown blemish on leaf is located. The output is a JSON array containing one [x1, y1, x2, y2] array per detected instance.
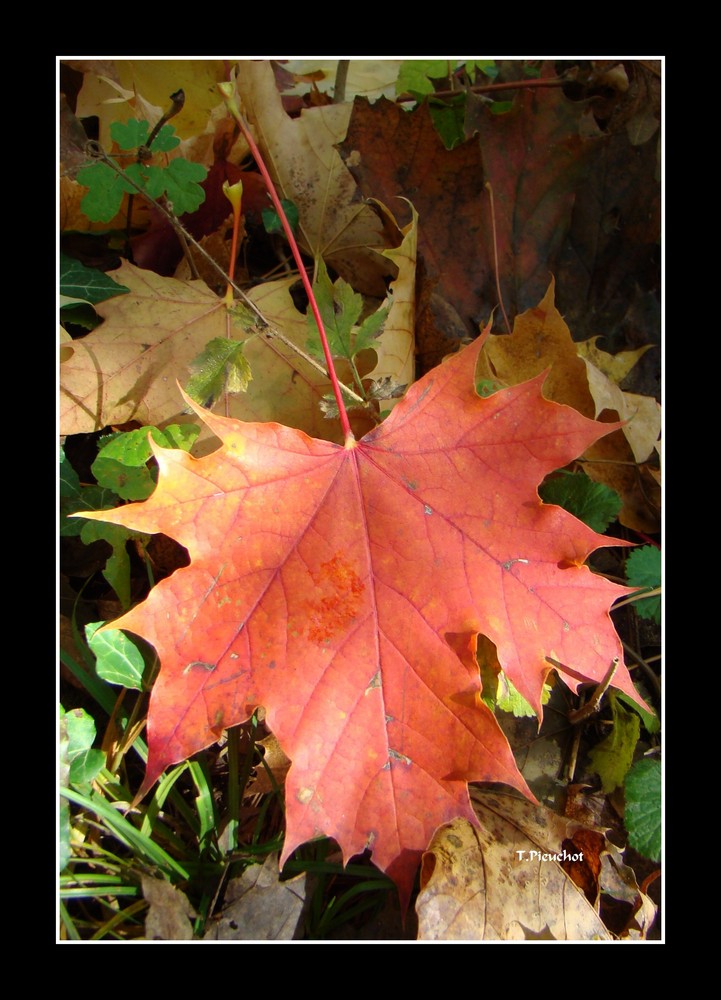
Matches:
[[305, 553, 365, 644]]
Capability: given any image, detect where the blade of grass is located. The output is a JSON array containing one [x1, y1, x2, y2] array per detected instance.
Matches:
[[91, 899, 147, 940], [59, 900, 81, 940], [61, 786, 189, 879]]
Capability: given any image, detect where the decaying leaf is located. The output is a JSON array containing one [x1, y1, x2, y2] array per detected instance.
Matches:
[[416, 799, 611, 940], [203, 853, 308, 940], [141, 874, 196, 940], [59, 263, 339, 444], [80, 331, 644, 907], [476, 280, 660, 531], [234, 62, 397, 296]]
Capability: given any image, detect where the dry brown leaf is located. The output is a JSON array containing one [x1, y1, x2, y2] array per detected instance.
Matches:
[[364, 199, 417, 410], [203, 853, 307, 940], [576, 336, 654, 385], [234, 61, 394, 296], [476, 280, 660, 530], [581, 360, 661, 464], [74, 71, 164, 151], [416, 792, 614, 940], [245, 734, 291, 796], [141, 875, 196, 940], [74, 61, 228, 144], [59, 262, 341, 445]]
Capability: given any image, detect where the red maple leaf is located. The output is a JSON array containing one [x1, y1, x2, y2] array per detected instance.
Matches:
[[83, 333, 640, 907]]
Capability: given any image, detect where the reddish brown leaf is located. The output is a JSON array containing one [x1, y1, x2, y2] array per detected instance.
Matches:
[[340, 77, 593, 356], [82, 332, 641, 907], [340, 96, 487, 362]]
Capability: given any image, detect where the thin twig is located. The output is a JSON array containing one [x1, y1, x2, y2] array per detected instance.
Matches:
[[613, 587, 661, 611], [621, 640, 661, 698], [567, 658, 618, 725], [397, 76, 567, 104], [485, 182, 512, 334], [334, 60, 350, 104]]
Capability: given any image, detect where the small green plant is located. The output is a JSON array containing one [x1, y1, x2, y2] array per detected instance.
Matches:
[[624, 757, 661, 862], [539, 469, 623, 533], [76, 119, 207, 224], [625, 545, 661, 623]]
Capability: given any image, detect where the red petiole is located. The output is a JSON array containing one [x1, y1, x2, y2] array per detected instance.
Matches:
[[219, 82, 354, 443]]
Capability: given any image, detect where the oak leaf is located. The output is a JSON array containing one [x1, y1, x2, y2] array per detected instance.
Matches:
[[82, 332, 641, 907]]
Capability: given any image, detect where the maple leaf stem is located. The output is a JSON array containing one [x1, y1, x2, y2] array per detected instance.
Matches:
[[218, 83, 354, 442]]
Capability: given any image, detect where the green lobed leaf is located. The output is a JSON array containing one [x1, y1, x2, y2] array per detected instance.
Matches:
[[87, 623, 147, 691], [60, 252, 129, 304], [539, 470, 622, 533], [466, 60, 498, 80], [307, 258, 387, 363], [588, 693, 641, 793], [76, 161, 136, 223], [429, 94, 468, 150], [185, 338, 253, 409], [149, 123, 181, 153], [625, 545, 661, 623], [110, 119, 150, 150], [624, 758, 661, 862], [162, 158, 208, 215], [396, 60, 450, 97]]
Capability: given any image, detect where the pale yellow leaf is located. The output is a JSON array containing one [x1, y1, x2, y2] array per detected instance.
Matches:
[[576, 335, 654, 384], [234, 61, 395, 296], [366, 198, 418, 411], [60, 262, 339, 445], [582, 360, 661, 463]]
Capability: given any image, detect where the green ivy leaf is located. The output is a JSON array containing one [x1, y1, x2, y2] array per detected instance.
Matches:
[[617, 690, 660, 734], [61, 706, 105, 786], [624, 758, 661, 862], [185, 338, 252, 409], [429, 94, 467, 150], [626, 546, 661, 623], [60, 252, 129, 304], [92, 425, 201, 501], [539, 470, 622, 533], [60, 447, 121, 537], [86, 623, 147, 691], [466, 60, 498, 80], [80, 520, 148, 610]]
